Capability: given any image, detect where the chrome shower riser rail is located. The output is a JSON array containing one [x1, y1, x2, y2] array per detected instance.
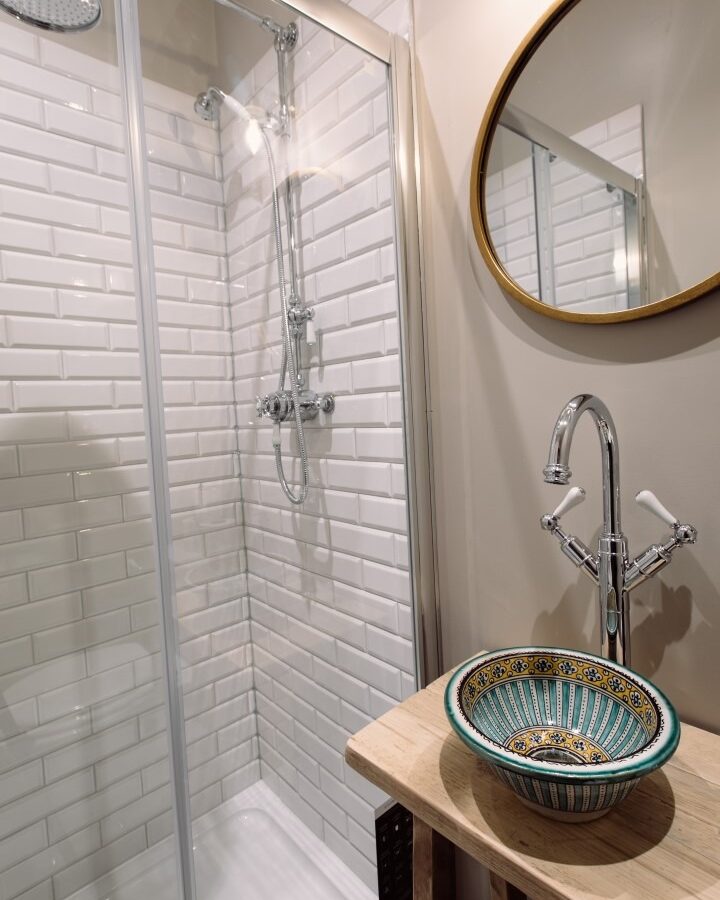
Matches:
[[274, 24, 294, 137], [259, 125, 311, 505]]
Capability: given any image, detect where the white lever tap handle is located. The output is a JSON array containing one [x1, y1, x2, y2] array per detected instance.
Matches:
[[552, 486, 586, 520], [635, 490, 677, 528]]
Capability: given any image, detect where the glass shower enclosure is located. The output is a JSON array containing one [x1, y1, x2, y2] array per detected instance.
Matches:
[[0, 0, 433, 898]]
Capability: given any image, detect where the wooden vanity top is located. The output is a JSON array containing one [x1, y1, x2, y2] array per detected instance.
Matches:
[[346, 667, 720, 900]]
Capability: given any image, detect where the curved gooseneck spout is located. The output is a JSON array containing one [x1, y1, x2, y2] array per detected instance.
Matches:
[[543, 394, 629, 665], [542, 394, 698, 668], [543, 394, 622, 538]]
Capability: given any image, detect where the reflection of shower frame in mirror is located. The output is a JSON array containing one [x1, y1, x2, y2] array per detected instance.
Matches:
[[497, 104, 647, 309], [470, 0, 720, 324]]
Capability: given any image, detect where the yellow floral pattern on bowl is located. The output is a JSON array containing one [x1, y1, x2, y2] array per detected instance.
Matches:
[[446, 647, 680, 821], [508, 727, 610, 764], [460, 651, 658, 734]]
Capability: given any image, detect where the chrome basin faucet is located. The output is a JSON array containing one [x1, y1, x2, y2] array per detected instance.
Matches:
[[541, 394, 697, 667]]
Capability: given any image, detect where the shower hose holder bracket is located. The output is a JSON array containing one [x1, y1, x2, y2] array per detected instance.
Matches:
[[256, 390, 335, 423]]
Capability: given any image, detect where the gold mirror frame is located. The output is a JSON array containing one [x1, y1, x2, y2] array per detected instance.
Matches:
[[470, 0, 720, 324]]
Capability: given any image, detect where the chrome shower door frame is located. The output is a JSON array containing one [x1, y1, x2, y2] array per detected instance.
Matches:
[[387, 34, 441, 688], [114, 2, 197, 900]]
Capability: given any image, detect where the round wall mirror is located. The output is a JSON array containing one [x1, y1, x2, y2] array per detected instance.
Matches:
[[470, 0, 720, 323]]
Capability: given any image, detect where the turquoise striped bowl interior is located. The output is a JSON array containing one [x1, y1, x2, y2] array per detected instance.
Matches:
[[445, 648, 680, 821]]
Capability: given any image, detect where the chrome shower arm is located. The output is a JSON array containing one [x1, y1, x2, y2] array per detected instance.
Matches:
[[213, 0, 298, 45]]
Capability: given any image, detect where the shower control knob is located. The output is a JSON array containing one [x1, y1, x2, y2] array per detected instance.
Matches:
[[256, 393, 289, 420], [256, 395, 272, 418]]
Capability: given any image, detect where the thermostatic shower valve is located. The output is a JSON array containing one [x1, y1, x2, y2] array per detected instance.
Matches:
[[256, 390, 335, 423]]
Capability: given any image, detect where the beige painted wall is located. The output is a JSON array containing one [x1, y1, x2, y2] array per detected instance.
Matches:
[[137, 0, 219, 93], [412, 0, 720, 738], [214, 0, 292, 93], [13, 0, 283, 124], [13, 0, 221, 95]]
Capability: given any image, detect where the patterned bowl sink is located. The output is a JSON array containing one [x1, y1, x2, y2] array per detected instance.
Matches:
[[445, 647, 680, 822]]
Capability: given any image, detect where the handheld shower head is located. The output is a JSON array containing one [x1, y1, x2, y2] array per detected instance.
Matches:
[[194, 87, 269, 155], [194, 87, 256, 124], [194, 87, 225, 122], [0, 0, 101, 31]]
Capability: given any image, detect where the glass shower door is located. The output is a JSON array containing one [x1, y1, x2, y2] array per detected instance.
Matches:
[[128, 0, 417, 897], [0, 5, 184, 899], [3, 0, 421, 896]]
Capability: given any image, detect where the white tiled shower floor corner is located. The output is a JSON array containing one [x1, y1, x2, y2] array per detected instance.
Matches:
[[69, 781, 377, 900]]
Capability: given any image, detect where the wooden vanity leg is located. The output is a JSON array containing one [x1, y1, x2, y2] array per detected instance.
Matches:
[[412, 816, 456, 899], [489, 870, 528, 900]]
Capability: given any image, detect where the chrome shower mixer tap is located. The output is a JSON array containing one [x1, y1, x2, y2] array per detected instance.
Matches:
[[541, 394, 697, 667], [256, 390, 335, 424]]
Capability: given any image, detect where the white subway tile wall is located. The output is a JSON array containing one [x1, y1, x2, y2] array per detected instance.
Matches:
[[0, 20, 254, 900], [486, 106, 643, 314], [222, 2, 413, 888], [0, 0, 414, 894]]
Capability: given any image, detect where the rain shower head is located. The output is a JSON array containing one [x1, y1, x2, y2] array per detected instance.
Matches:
[[0, 0, 102, 32]]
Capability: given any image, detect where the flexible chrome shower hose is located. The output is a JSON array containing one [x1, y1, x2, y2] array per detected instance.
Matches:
[[260, 128, 309, 505]]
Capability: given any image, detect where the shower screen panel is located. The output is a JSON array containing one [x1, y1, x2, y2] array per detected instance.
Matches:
[[0, 0, 426, 896], [130, 0, 417, 897], [0, 7, 184, 900]]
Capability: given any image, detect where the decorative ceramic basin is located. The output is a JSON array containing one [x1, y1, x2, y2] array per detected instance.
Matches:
[[445, 647, 680, 822]]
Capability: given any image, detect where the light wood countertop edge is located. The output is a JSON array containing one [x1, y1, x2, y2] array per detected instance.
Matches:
[[346, 668, 720, 900]]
